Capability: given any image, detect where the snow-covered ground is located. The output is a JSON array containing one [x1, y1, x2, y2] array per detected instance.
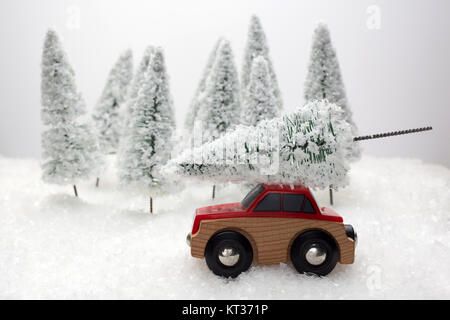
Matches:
[[0, 155, 449, 299]]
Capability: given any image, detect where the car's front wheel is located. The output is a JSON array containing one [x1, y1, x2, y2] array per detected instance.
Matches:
[[290, 230, 339, 276], [205, 231, 253, 278]]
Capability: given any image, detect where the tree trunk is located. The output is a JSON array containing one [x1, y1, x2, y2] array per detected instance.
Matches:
[[150, 196, 153, 214], [95, 177, 100, 188], [329, 186, 333, 206], [212, 185, 216, 199], [73, 185, 78, 197]]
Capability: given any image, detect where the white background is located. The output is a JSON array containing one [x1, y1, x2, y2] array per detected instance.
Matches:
[[0, 0, 449, 166]]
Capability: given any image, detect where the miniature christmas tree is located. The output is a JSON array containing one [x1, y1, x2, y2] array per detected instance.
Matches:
[[40, 30, 97, 197], [241, 15, 282, 110], [196, 39, 241, 143], [184, 38, 222, 133], [118, 48, 175, 212], [93, 50, 133, 155], [92, 50, 133, 187], [165, 100, 353, 190], [241, 56, 279, 126], [120, 46, 155, 139], [304, 23, 360, 161], [117, 46, 154, 181]]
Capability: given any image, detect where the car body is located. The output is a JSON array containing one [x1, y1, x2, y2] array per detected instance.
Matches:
[[187, 184, 357, 277]]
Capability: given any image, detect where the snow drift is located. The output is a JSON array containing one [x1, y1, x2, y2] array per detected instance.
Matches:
[[0, 155, 449, 299]]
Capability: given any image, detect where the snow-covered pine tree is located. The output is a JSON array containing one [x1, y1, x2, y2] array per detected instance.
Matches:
[[120, 46, 155, 137], [184, 38, 222, 133], [304, 23, 360, 161], [119, 48, 175, 212], [93, 50, 133, 155], [164, 100, 353, 190], [92, 50, 133, 187], [41, 30, 97, 196], [241, 15, 282, 110], [197, 39, 241, 143], [117, 46, 154, 182], [241, 56, 279, 126]]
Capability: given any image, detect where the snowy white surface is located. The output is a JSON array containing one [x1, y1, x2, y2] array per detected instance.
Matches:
[[0, 155, 449, 299]]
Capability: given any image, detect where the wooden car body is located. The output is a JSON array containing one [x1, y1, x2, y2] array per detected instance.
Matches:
[[189, 184, 356, 265]]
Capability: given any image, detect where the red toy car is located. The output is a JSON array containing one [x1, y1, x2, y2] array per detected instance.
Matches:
[[187, 184, 357, 277]]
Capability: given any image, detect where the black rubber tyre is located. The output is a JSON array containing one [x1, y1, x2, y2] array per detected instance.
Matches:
[[205, 231, 253, 278], [290, 230, 339, 276]]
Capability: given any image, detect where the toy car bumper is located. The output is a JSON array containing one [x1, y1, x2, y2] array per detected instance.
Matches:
[[344, 224, 357, 247], [186, 232, 191, 247]]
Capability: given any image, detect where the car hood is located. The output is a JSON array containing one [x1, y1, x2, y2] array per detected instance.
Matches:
[[320, 206, 343, 222], [195, 202, 244, 215]]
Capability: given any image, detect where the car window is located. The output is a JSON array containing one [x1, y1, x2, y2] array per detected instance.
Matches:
[[253, 193, 281, 212], [303, 197, 316, 213], [241, 184, 264, 208], [283, 194, 305, 212]]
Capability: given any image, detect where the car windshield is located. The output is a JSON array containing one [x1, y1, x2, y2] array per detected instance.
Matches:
[[309, 190, 321, 212], [241, 184, 264, 208]]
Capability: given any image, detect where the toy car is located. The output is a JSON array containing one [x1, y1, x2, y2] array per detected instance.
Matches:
[[186, 184, 357, 278]]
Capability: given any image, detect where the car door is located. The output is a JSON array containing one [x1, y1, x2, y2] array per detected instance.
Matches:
[[282, 192, 317, 218], [251, 192, 281, 216]]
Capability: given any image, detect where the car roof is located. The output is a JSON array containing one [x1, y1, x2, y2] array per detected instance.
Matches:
[[261, 184, 310, 192]]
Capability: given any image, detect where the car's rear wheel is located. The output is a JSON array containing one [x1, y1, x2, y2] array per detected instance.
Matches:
[[290, 230, 338, 276], [205, 231, 253, 278]]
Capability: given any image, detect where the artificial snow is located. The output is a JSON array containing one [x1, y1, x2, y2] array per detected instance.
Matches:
[[0, 155, 449, 299]]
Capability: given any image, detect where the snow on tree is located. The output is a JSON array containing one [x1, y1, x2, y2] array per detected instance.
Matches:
[[92, 50, 133, 155], [196, 39, 241, 143], [117, 46, 154, 180], [241, 56, 279, 126], [120, 46, 155, 137], [164, 100, 353, 189], [118, 48, 176, 196], [40, 30, 97, 196], [241, 15, 282, 110], [304, 23, 360, 160], [184, 38, 222, 133]]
